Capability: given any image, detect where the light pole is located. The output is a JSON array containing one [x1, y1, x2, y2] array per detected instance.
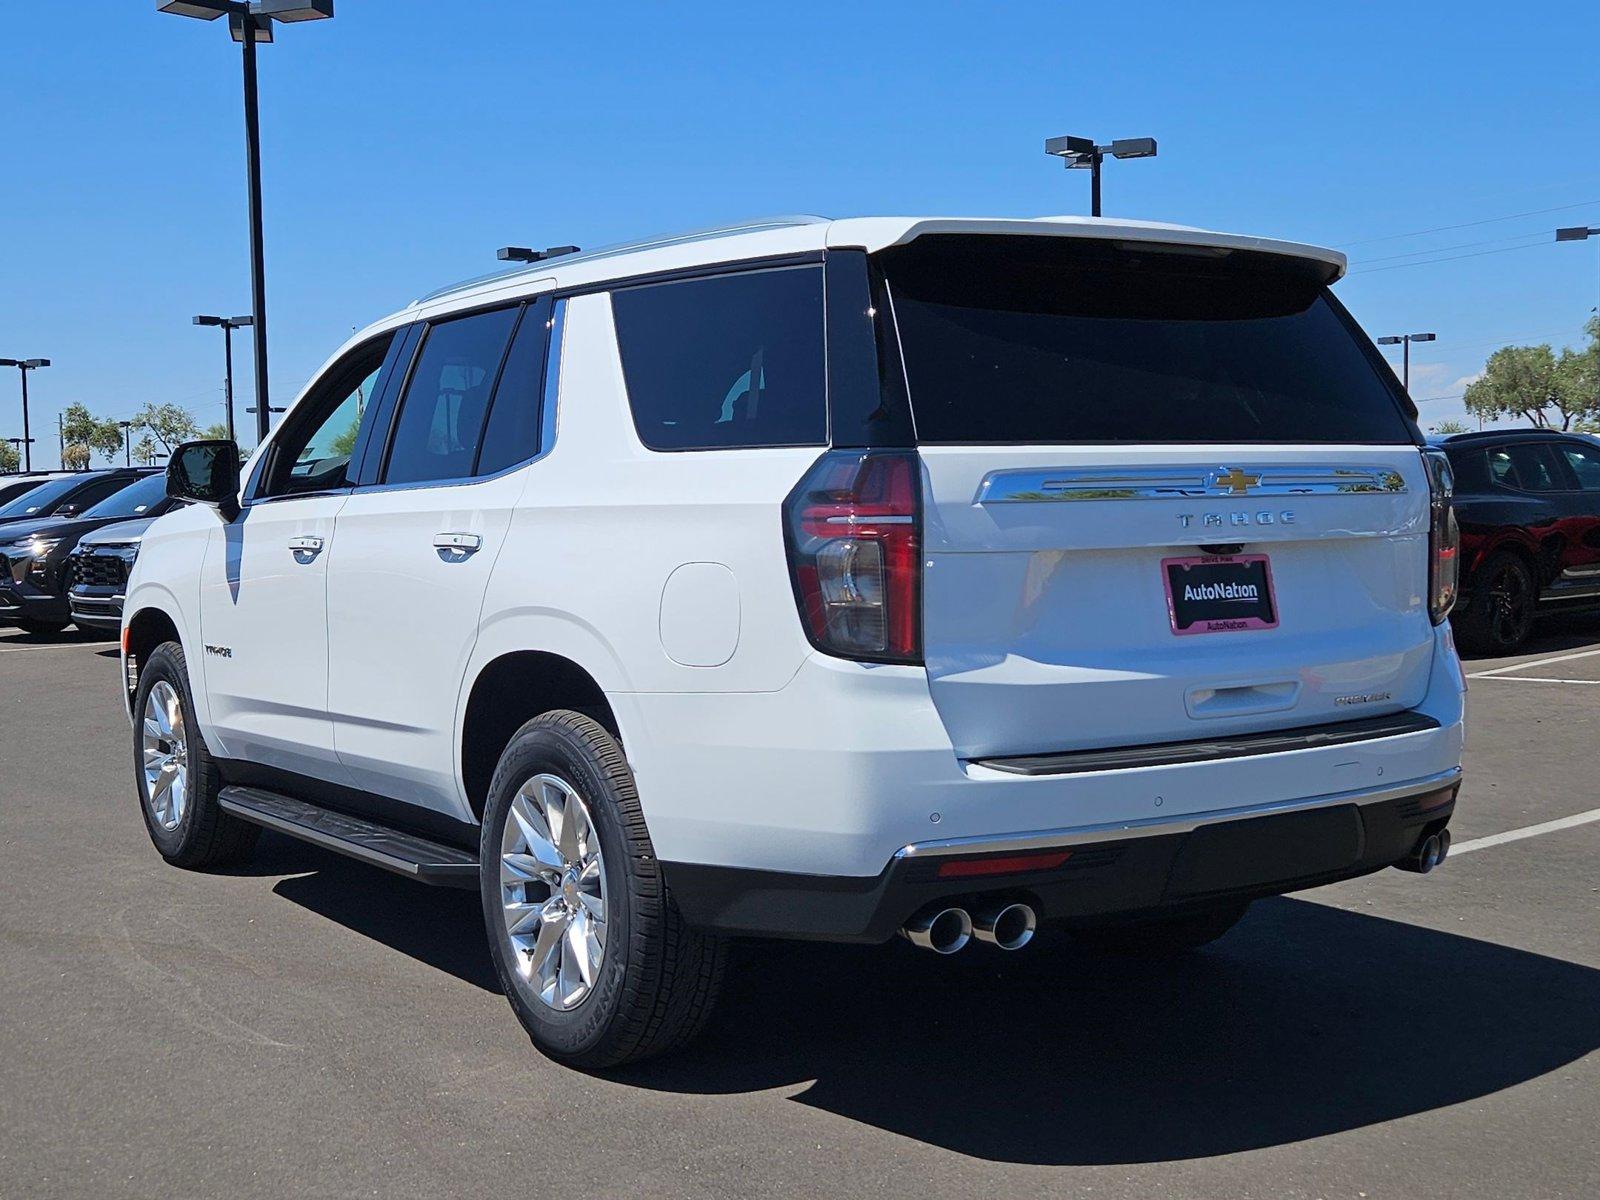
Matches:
[[119, 421, 135, 466], [1376, 333, 1436, 393], [0, 358, 49, 472], [157, 0, 334, 443], [1044, 135, 1158, 217], [193, 314, 253, 442], [1557, 227, 1600, 412]]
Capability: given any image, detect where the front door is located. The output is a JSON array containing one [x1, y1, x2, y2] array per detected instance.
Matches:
[[198, 333, 398, 779]]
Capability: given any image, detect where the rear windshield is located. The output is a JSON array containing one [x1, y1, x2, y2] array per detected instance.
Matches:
[[879, 236, 1415, 445]]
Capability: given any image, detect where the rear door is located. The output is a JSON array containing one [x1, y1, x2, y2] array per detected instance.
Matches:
[[880, 234, 1435, 759], [325, 298, 556, 815]]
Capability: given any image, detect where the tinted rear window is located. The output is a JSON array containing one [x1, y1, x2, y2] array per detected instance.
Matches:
[[612, 266, 826, 451], [880, 236, 1414, 445]]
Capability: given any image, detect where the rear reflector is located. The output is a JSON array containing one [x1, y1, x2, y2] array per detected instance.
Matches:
[[936, 851, 1072, 878]]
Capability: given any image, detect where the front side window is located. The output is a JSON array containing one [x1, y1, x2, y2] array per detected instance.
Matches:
[[880, 235, 1416, 445], [612, 266, 827, 451], [1559, 441, 1600, 490], [263, 335, 392, 498], [383, 307, 518, 485]]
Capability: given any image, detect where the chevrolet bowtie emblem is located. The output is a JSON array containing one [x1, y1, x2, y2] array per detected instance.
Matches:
[[1212, 467, 1261, 495]]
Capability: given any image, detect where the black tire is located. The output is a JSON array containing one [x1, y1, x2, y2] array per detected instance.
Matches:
[[1070, 901, 1251, 956], [15, 618, 69, 636], [1453, 550, 1537, 655], [132, 641, 259, 869], [480, 710, 727, 1069]]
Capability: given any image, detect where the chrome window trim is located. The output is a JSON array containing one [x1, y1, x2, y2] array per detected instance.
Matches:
[[894, 767, 1461, 859], [973, 464, 1409, 503]]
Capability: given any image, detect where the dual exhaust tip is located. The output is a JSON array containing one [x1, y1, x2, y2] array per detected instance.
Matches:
[[1396, 827, 1452, 874], [901, 901, 1037, 954]]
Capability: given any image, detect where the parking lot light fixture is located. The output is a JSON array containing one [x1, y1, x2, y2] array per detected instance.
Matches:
[[157, 0, 335, 443], [0, 357, 49, 472], [193, 314, 254, 443], [1044, 134, 1158, 217], [1376, 333, 1436, 392]]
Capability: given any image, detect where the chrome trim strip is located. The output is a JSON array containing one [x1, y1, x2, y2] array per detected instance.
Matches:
[[893, 767, 1461, 859], [974, 464, 1409, 503]]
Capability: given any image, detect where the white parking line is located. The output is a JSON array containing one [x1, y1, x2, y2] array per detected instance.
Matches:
[[1467, 646, 1600, 679], [1451, 808, 1600, 855], [1468, 676, 1600, 685], [0, 641, 107, 654]]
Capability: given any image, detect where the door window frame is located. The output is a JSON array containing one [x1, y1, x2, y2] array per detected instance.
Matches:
[[246, 330, 404, 505], [351, 295, 562, 495]]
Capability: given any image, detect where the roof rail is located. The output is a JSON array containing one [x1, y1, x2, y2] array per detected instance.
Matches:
[[417, 215, 831, 305]]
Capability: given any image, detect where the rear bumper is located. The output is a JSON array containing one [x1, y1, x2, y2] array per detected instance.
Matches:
[[665, 769, 1460, 941]]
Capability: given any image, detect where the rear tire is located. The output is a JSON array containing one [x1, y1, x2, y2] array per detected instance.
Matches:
[[1070, 901, 1251, 955], [132, 641, 259, 869], [1454, 550, 1537, 654], [481, 710, 727, 1069]]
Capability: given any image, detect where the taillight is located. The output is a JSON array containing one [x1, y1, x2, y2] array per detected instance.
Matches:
[[783, 449, 921, 663], [1423, 448, 1459, 624]]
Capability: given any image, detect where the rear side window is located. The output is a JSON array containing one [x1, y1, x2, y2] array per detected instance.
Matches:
[[880, 235, 1415, 445], [612, 266, 826, 451], [475, 299, 558, 477], [384, 307, 518, 485], [1488, 444, 1563, 492]]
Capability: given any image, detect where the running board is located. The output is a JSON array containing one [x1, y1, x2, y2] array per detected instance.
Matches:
[[218, 786, 480, 888]]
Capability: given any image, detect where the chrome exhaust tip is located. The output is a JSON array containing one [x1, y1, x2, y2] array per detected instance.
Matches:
[[1395, 831, 1446, 874], [972, 901, 1037, 951], [901, 906, 973, 954]]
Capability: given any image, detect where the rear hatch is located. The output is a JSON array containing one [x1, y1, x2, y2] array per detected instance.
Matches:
[[879, 233, 1434, 760]]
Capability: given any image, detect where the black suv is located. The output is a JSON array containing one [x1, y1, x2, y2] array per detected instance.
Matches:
[[1432, 430, 1600, 653], [0, 470, 169, 635]]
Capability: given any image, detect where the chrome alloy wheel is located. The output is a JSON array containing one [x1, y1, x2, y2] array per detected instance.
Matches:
[[499, 773, 608, 1011], [141, 680, 189, 831]]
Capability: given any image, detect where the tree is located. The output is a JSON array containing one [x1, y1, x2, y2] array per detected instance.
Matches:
[[1431, 419, 1470, 434], [60, 402, 125, 467], [1464, 340, 1597, 430], [0, 441, 18, 473], [132, 434, 160, 467], [62, 443, 91, 471], [133, 402, 199, 455]]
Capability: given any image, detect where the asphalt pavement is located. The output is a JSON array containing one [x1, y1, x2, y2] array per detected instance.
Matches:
[[1, 618, 1597, 1199]]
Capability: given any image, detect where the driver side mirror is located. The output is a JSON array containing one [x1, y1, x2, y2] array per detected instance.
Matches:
[[167, 440, 241, 521]]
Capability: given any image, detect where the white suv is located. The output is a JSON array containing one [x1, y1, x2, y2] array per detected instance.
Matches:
[[124, 215, 1466, 1067]]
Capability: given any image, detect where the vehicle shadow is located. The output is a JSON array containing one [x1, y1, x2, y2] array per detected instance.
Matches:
[[616, 896, 1600, 1165], [254, 832, 499, 992], [256, 839, 1600, 1166], [1454, 610, 1600, 662]]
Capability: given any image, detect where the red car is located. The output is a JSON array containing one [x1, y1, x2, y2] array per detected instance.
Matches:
[[1434, 430, 1600, 653]]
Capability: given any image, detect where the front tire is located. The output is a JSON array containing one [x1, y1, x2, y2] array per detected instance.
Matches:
[[1070, 901, 1251, 955], [481, 710, 727, 1069], [133, 641, 259, 869]]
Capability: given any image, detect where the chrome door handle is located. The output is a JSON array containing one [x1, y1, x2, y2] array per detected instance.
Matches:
[[288, 535, 324, 560], [433, 532, 482, 560]]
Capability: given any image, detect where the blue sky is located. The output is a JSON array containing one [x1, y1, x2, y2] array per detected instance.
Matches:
[[2, 1, 1597, 460]]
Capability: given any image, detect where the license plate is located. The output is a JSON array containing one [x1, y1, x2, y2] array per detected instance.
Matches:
[[1162, 554, 1278, 636]]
